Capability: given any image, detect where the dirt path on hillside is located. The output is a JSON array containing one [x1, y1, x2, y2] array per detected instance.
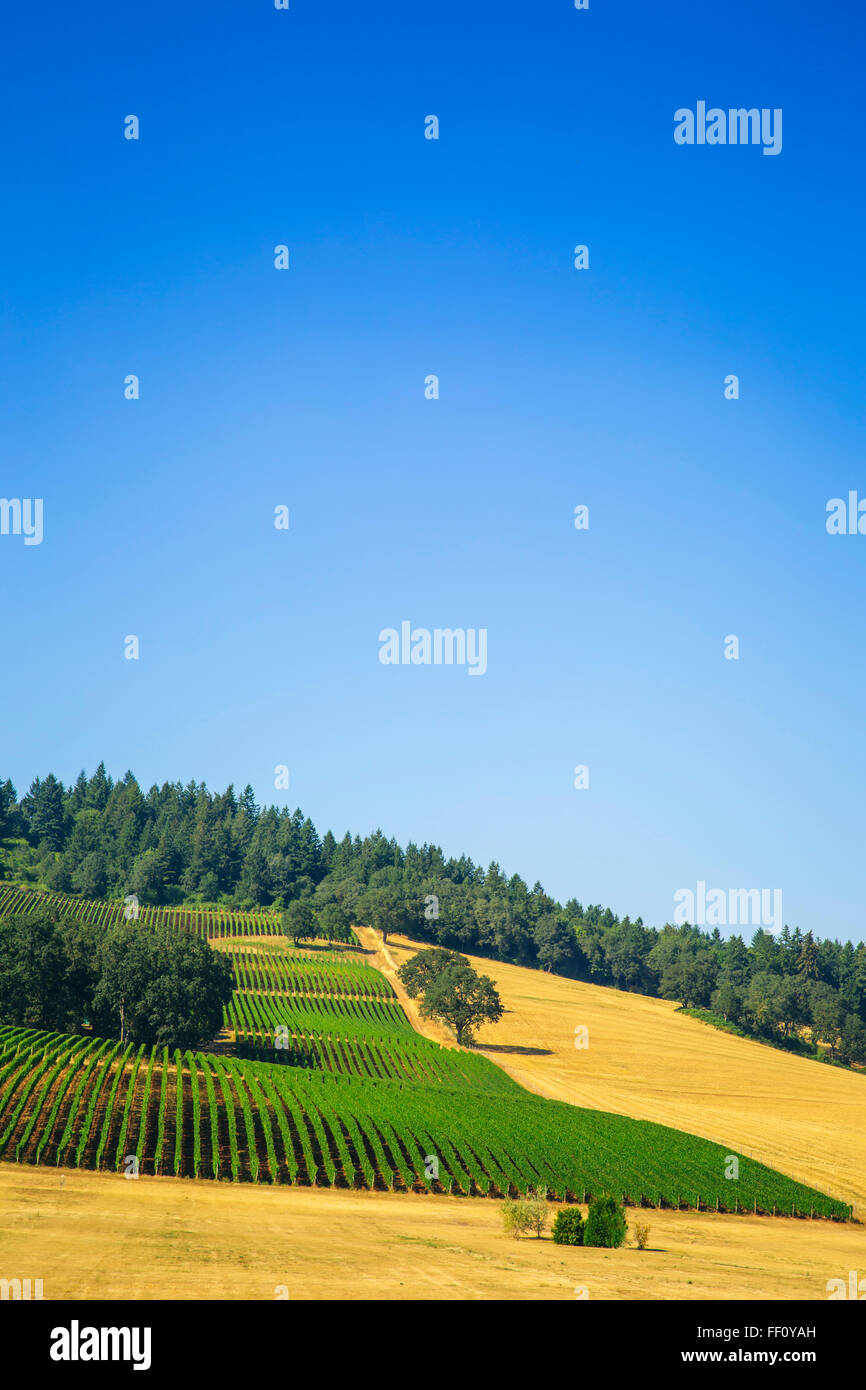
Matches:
[[352, 926, 459, 1050]]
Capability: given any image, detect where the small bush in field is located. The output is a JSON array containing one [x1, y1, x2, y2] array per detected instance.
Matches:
[[502, 1196, 533, 1239], [584, 1195, 628, 1248], [633, 1221, 650, 1250], [552, 1206, 584, 1245], [503, 1187, 549, 1238], [524, 1186, 548, 1238]]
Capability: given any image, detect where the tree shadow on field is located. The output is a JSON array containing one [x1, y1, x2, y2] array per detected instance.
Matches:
[[475, 1043, 553, 1057]]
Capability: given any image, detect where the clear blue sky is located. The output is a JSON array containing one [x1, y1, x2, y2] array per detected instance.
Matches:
[[2, 0, 864, 940]]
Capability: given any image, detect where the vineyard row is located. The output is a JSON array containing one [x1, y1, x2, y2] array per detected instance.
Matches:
[[0, 1025, 850, 1219]]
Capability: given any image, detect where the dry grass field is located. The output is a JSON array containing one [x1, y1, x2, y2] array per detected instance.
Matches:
[[1, 1164, 862, 1302]]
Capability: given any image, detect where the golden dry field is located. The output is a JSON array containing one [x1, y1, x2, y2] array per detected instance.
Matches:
[[1, 1164, 863, 1301]]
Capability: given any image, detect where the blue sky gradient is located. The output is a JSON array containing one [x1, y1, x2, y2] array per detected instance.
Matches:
[[2, 0, 864, 938]]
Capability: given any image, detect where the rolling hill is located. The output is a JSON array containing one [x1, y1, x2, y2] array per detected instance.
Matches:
[[0, 893, 862, 1300], [0, 890, 851, 1218]]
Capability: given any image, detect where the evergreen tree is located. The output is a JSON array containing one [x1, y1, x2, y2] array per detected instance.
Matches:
[[24, 774, 68, 851], [0, 779, 19, 840], [797, 931, 820, 981]]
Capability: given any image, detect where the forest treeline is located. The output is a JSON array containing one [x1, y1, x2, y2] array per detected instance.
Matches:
[[1, 766, 865, 1065]]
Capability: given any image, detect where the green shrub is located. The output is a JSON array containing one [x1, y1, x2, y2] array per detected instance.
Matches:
[[584, 1195, 627, 1248], [552, 1206, 584, 1245]]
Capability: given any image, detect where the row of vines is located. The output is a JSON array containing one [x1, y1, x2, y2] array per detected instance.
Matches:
[[0, 885, 365, 943], [0, 1025, 851, 1219]]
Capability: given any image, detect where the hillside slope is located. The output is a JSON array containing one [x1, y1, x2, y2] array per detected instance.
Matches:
[[380, 938, 865, 1216], [0, 890, 849, 1216], [0, 915, 862, 1300]]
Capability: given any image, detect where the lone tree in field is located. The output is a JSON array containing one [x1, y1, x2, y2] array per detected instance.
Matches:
[[414, 956, 504, 1045], [398, 947, 467, 999]]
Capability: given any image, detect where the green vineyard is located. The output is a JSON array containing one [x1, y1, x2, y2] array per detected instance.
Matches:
[[0, 1024, 850, 1215], [0, 888, 853, 1219], [0, 884, 362, 942]]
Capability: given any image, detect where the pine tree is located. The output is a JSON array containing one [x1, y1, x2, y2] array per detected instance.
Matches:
[[0, 779, 19, 840], [24, 774, 68, 851], [797, 931, 820, 981]]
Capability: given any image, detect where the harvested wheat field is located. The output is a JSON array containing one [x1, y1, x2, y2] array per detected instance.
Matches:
[[0, 1163, 862, 1301], [375, 935, 866, 1219]]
